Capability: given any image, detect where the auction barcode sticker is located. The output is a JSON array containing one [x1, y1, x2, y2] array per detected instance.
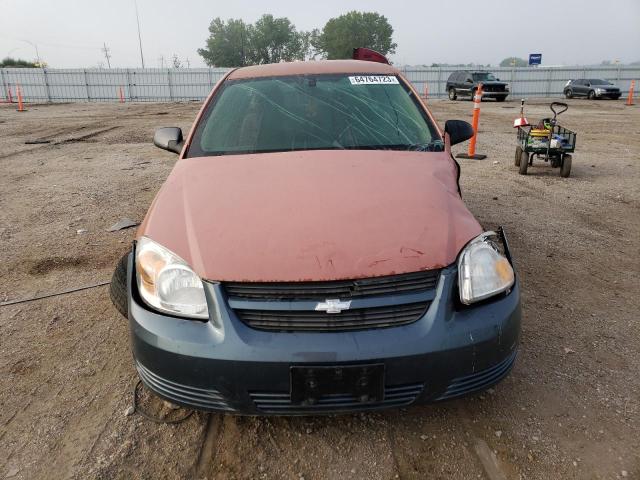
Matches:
[[348, 75, 399, 85]]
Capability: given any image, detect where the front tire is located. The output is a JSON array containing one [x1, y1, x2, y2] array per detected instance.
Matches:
[[110, 252, 129, 319], [519, 151, 529, 175], [565, 89, 573, 99], [560, 154, 572, 178], [588, 90, 596, 100], [448, 88, 457, 100]]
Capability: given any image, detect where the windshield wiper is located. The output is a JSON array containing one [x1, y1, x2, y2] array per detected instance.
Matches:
[[405, 140, 445, 152], [338, 141, 444, 152]]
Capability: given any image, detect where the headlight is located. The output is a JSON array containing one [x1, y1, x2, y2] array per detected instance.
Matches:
[[458, 232, 515, 305], [135, 236, 209, 319], [595, 88, 604, 93], [505, 86, 510, 91]]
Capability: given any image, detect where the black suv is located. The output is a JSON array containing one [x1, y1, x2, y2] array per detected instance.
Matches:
[[563, 79, 621, 100], [446, 71, 509, 101]]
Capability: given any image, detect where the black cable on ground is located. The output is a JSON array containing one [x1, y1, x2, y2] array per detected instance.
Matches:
[[132, 380, 194, 424], [0, 281, 110, 307]]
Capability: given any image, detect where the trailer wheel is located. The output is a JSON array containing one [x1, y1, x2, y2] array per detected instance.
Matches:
[[560, 154, 572, 178], [519, 151, 529, 175], [110, 252, 129, 319], [515, 146, 523, 166]]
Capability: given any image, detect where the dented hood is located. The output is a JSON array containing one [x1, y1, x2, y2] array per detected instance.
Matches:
[[138, 150, 482, 281]]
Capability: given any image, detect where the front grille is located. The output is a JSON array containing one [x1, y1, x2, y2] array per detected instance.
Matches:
[[136, 361, 235, 412], [250, 383, 424, 414], [223, 269, 440, 301], [235, 301, 429, 332], [435, 350, 517, 401]]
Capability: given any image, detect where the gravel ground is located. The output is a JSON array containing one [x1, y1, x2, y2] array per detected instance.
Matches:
[[0, 97, 638, 480]]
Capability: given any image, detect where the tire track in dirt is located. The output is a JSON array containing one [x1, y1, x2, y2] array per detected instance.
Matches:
[[28, 340, 131, 480], [193, 413, 224, 477], [452, 403, 516, 480]]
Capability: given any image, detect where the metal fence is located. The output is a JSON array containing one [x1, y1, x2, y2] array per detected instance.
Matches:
[[1, 66, 638, 103]]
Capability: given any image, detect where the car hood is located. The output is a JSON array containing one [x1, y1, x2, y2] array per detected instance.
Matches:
[[138, 150, 482, 282]]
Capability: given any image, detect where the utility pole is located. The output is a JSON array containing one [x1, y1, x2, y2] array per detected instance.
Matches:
[[134, 0, 145, 68], [102, 42, 112, 68]]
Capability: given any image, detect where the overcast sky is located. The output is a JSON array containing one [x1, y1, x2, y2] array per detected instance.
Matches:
[[1, 0, 639, 68]]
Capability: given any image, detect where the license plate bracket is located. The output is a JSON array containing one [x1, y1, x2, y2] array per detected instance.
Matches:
[[290, 364, 385, 405]]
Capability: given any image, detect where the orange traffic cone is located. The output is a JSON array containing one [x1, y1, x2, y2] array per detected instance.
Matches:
[[513, 99, 530, 128], [626, 80, 635, 106], [457, 83, 487, 159], [16, 85, 26, 112]]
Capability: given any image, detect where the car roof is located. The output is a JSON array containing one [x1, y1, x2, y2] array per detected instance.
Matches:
[[228, 60, 399, 80], [451, 71, 491, 74]]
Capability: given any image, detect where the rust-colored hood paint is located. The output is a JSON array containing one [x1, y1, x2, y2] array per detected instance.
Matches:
[[138, 150, 482, 282]]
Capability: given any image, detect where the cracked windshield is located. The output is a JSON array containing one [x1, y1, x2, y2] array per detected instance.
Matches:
[[189, 74, 441, 156]]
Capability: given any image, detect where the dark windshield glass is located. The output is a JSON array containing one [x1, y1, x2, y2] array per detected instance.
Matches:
[[588, 79, 610, 85], [187, 74, 440, 157], [472, 72, 496, 82]]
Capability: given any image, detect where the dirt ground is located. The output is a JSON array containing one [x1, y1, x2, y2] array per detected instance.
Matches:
[[0, 96, 638, 480]]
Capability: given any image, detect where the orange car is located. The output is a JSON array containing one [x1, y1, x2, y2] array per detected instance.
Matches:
[[111, 59, 521, 414]]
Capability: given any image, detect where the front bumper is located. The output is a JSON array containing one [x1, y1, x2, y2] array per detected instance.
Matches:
[[481, 91, 509, 98], [127, 256, 521, 415], [595, 91, 621, 99]]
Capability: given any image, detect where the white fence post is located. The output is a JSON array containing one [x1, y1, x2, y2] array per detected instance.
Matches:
[[43, 69, 51, 103], [83, 69, 90, 101], [126, 69, 133, 101], [0, 68, 7, 101]]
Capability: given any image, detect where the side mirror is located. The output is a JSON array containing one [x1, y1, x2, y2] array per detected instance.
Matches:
[[445, 120, 474, 146], [153, 127, 183, 154], [496, 78, 501, 81], [466, 78, 473, 83], [585, 83, 591, 87]]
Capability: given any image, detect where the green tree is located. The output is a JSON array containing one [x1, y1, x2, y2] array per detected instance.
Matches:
[[298, 31, 314, 61], [0, 57, 38, 68], [500, 57, 528, 67], [250, 14, 306, 63], [198, 15, 308, 67], [312, 11, 397, 60], [198, 18, 254, 67]]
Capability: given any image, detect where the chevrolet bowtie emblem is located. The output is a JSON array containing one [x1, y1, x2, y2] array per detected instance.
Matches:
[[314, 299, 352, 314]]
